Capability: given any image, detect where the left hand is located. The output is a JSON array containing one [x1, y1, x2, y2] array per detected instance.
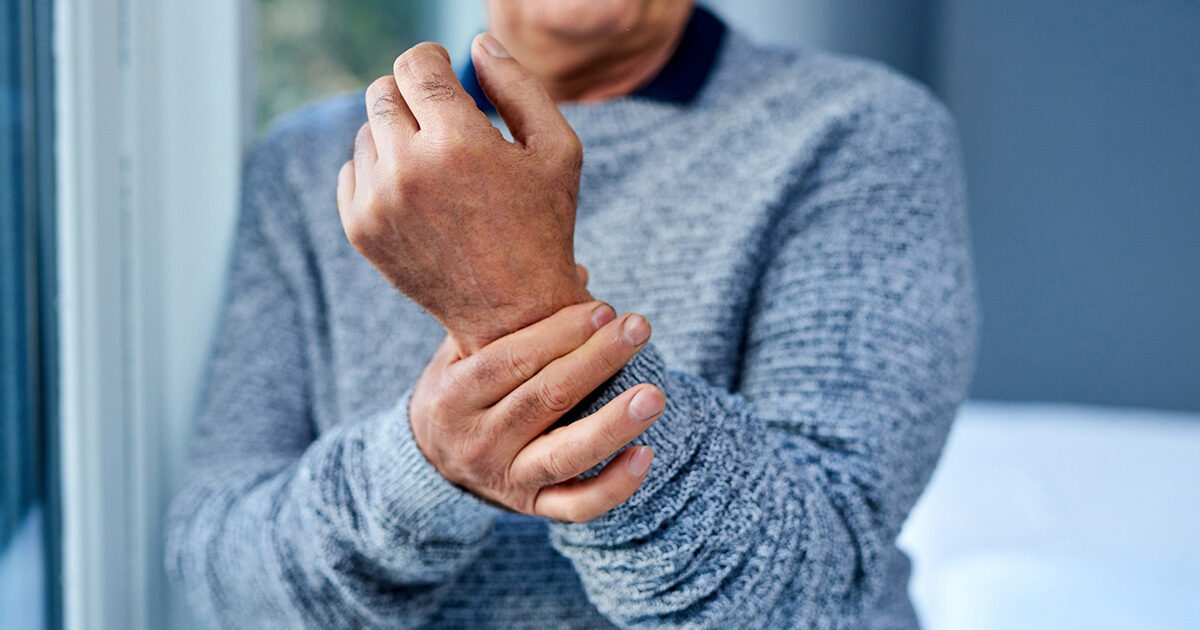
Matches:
[[336, 35, 589, 355], [409, 300, 661, 522]]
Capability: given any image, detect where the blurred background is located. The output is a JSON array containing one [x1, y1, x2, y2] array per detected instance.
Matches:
[[2, 1, 1198, 629]]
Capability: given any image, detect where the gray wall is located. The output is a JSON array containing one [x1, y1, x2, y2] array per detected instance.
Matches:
[[708, 0, 1200, 411]]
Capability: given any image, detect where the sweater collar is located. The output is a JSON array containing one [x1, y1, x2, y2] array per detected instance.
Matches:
[[458, 5, 726, 115]]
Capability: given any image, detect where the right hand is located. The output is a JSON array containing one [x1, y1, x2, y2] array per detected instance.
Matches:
[[338, 36, 590, 355], [409, 300, 664, 522]]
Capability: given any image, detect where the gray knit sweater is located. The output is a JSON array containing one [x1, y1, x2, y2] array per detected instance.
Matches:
[[165, 28, 977, 630]]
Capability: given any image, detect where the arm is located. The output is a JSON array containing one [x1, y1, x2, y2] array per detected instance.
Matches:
[[548, 84, 978, 628], [164, 139, 499, 629], [337, 37, 666, 523], [168, 39, 663, 624]]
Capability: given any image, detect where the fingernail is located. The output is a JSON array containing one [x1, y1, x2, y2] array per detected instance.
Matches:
[[591, 303, 616, 330], [478, 33, 510, 58], [627, 447, 653, 477], [629, 388, 663, 421], [622, 314, 651, 346]]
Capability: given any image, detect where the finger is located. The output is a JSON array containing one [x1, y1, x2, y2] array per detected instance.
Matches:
[[494, 312, 652, 438], [575, 264, 589, 286], [511, 385, 664, 487], [533, 446, 654, 523], [471, 33, 575, 152], [365, 75, 418, 155], [392, 42, 489, 131], [336, 161, 355, 213], [352, 122, 377, 194], [448, 300, 617, 407]]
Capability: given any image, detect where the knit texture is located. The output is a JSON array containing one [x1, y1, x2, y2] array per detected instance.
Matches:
[[165, 28, 977, 630]]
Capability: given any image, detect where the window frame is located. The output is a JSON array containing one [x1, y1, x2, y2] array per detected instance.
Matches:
[[53, 0, 250, 628]]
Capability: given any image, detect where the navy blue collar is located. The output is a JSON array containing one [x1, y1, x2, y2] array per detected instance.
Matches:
[[459, 5, 726, 114]]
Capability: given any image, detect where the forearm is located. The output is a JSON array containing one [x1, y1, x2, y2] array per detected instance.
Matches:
[[547, 341, 962, 628], [166, 393, 498, 629]]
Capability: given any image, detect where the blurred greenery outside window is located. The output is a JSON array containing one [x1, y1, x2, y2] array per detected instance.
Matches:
[[256, 0, 446, 130]]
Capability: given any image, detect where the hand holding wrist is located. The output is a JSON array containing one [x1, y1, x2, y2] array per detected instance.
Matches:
[[445, 277, 593, 356], [409, 301, 663, 523]]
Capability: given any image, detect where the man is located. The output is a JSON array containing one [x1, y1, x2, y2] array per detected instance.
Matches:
[[166, 1, 977, 628]]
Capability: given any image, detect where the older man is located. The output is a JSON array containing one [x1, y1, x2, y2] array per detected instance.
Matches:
[[166, 1, 976, 628]]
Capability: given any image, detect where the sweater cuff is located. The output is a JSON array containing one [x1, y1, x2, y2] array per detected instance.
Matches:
[[558, 343, 718, 534], [364, 390, 499, 544], [576, 343, 697, 480]]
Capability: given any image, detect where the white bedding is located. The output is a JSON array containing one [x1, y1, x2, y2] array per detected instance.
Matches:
[[899, 401, 1200, 629]]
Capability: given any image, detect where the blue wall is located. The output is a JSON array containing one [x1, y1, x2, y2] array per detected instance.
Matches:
[[710, 0, 1200, 411]]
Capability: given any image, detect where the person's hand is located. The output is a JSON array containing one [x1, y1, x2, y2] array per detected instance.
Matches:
[[337, 34, 588, 355], [410, 300, 664, 522]]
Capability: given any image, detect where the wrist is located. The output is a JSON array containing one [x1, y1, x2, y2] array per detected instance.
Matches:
[[448, 283, 594, 355]]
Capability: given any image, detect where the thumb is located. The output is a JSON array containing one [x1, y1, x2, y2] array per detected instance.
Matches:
[[471, 33, 573, 151]]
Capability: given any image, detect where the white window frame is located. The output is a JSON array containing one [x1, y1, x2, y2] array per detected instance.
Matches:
[[53, 0, 252, 628]]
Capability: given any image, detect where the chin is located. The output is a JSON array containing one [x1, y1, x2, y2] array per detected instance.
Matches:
[[523, 0, 649, 39]]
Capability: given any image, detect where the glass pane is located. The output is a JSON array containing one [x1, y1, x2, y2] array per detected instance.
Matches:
[[257, 0, 444, 129], [1, 0, 56, 627]]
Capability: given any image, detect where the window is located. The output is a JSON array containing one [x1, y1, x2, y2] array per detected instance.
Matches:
[[0, 0, 58, 628], [255, 0, 484, 129]]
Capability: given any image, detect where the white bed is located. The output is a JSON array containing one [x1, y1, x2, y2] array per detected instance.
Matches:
[[899, 401, 1200, 629]]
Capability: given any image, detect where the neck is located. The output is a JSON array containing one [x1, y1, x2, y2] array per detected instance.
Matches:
[[486, 3, 694, 103]]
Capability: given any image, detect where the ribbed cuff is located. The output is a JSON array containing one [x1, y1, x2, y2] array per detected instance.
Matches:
[[577, 343, 691, 462], [555, 343, 718, 535], [365, 390, 499, 544]]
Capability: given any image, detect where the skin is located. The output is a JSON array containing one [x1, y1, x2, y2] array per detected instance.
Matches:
[[485, 0, 696, 102], [337, 1, 692, 521]]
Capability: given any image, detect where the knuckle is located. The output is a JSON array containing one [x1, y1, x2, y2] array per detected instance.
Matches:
[[505, 391, 540, 429], [459, 351, 501, 386], [343, 216, 371, 250], [368, 82, 401, 119], [342, 208, 382, 251], [360, 189, 386, 218], [411, 41, 450, 62], [503, 345, 539, 384], [366, 75, 392, 99], [539, 130, 582, 170], [534, 130, 581, 167], [537, 379, 576, 415], [393, 48, 427, 77], [538, 449, 574, 486], [394, 45, 458, 102], [562, 132, 584, 167]]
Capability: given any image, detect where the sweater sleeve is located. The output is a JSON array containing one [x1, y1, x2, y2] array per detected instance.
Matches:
[[164, 138, 499, 629], [548, 84, 978, 628]]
